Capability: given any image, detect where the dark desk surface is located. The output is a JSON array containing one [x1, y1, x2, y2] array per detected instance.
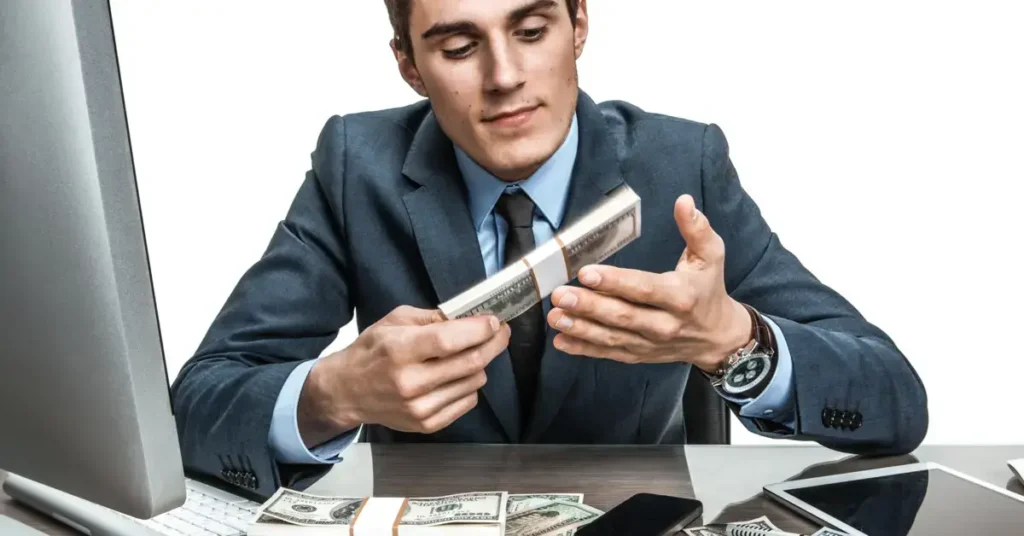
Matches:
[[4, 444, 1024, 535]]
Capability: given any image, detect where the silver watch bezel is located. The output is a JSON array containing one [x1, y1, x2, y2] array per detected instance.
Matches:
[[708, 339, 757, 387], [720, 352, 774, 395]]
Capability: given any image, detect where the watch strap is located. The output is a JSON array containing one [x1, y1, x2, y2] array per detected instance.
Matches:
[[745, 303, 777, 358]]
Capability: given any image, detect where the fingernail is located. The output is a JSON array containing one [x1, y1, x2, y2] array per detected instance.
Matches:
[[558, 291, 578, 309], [580, 269, 600, 286], [489, 316, 500, 331], [555, 315, 574, 330], [692, 208, 700, 223]]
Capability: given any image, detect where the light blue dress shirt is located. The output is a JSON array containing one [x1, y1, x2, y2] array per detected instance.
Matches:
[[268, 114, 796, 464]]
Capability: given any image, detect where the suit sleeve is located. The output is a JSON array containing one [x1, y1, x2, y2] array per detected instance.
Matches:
[[268, 358, 362, 464], [169, 115, 353, 498], [699, 123, 929, 456]]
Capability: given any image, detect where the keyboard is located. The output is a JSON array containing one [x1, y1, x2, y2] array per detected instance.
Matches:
[[122, 479, 262, 536]]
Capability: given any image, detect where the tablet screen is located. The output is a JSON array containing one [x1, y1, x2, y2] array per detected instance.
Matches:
[[786, 467, 1023, 535]]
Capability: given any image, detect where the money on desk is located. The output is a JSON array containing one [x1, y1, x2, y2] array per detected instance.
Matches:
[[683, 515, 782, 536], [439, 184, 641, 323], [247, 488, 603, 536], [683, 515, 848, 536]]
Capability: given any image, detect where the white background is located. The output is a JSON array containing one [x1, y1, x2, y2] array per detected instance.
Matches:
[[108, 1, 1024, 445]]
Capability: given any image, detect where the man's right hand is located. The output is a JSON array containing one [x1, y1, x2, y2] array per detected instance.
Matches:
[[297, 305, 511, 448]]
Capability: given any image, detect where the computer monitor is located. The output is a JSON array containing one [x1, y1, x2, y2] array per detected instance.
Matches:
[[0, 0, 186, 531]]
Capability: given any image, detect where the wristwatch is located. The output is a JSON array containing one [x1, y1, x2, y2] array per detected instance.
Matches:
[[704, 304, 778, 398]]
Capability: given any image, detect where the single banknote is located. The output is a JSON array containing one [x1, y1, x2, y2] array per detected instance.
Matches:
[[506, 493, 584, 514], [504, 500, 604, 536], [683, 515, 783, 536], [256, 488, 365, 527]]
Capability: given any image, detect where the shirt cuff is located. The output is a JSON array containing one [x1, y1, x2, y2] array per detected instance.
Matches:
[[268, 358, 362, 464], [718, 315, 796, 425]]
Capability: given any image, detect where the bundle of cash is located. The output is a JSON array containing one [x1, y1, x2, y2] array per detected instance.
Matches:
[[439, 184, 641, 323], [682, 515, 846, 536], [248, 488, 604, 536], [248, 489, 506, 535]]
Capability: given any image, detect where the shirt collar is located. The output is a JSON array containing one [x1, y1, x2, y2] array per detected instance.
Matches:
[[455, 113, 578, 231]]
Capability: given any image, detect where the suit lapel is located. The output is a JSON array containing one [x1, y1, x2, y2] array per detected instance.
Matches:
[[524, 91, 626, 441], [401, 110, 521, 442]]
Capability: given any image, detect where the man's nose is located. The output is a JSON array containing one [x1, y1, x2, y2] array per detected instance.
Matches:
[[484, 40, 525, 93]]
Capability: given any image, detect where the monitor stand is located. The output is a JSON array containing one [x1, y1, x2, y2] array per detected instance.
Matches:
[[0, 515, 49, 536]]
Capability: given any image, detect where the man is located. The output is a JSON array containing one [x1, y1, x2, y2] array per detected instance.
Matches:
[[170, 0, 928, 498]]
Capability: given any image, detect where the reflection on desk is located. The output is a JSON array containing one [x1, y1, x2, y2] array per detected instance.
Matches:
[[3, 445, 1023, 535]]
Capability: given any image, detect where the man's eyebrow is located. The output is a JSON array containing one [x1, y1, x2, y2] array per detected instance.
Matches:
[[421, 21, 481, 41], [420, 0, 559, 40]]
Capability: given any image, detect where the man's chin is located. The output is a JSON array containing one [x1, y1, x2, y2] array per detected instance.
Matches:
[[480, 148, 552, 181]]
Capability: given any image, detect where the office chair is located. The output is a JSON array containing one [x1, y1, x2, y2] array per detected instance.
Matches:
[[682, 367, 731, 444]]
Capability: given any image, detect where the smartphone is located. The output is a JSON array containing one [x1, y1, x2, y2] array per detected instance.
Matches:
[[574, 493, 703, 536]]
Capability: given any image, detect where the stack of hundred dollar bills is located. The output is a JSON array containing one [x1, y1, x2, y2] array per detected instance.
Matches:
[[439, 184, 640, 323], [247, 488, 605, 535]]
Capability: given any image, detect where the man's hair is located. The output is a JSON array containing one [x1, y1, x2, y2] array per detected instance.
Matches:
[[384, 0, 579, 57]]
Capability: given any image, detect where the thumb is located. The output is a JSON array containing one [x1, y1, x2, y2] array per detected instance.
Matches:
[[674, 194, 719, 266]]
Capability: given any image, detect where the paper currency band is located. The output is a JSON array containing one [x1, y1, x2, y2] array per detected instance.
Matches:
[[553, 235, 571, 280], [349, 500, 367, 536], [346, 496, 407, 535], [391, 498, 409, 536], [521, 257, 543, 304], [525, 238, 571, 301]]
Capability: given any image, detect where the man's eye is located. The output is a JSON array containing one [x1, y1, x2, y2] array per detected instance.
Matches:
[[442, 42, 476, 59], [518, 26, 546, 41]]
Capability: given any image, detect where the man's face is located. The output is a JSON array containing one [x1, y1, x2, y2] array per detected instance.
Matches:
[[397, 0, 588, 181]]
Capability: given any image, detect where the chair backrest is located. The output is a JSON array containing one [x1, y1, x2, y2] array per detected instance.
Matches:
[[682, 368, 730, 444]]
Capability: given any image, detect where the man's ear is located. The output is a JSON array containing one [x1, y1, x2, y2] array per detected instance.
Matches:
[[573, 0, 589, 59], [391, 38, 428, 97]]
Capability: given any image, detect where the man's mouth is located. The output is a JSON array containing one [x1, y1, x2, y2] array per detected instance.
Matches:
[[482, 104, 541, 126]]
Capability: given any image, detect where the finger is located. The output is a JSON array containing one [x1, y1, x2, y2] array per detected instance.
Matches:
[[551, 286, 679, 338], [384, 304, 446, 326], [575, 265, 681, 312], [414, 323, 510, 393], [553, 333, 640, 363], [404, 369, 487, 426], [674, 194, 724, 267], [398, 314, 502, 362], [547, 308, 656, 353], [420, 390, 481, 434]]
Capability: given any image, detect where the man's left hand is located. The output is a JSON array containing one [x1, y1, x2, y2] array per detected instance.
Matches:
[[548, 194, 752, 374]]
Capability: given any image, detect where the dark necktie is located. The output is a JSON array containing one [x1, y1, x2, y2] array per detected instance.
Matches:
[[495, 190, 545, 424]]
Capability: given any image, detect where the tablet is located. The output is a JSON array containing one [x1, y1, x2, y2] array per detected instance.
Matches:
[[764, 462, 1024, 536]]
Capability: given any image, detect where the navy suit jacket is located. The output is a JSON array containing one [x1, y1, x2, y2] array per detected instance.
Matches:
[[169, 90, 928, 499]]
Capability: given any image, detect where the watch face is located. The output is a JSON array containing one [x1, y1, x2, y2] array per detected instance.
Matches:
[[722, 354, 771, 395]]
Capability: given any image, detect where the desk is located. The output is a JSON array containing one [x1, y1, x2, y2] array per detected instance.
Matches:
[[3, 445, 1024, 535]]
